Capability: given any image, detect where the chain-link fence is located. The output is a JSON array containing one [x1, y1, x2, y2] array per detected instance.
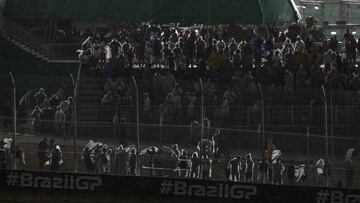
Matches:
[[0, 102, 360, 188]]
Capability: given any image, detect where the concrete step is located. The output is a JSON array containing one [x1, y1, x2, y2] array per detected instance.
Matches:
[[78, 96, 102, 103], [81, 76, 104, 83], [2, 34, 49, 62], [78, 95, 102, 100], [79, 89, 103, 96], [79, 82, 103, 89]]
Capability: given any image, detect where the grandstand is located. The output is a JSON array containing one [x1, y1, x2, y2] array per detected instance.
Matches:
[[0, 0, 360, 202]]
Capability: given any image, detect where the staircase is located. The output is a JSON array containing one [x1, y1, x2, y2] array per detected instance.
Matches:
[[1, 34, 50, 61], [76, 75, 116, 122], [1, 17, 79, 63], [78, 76, 104, 104]]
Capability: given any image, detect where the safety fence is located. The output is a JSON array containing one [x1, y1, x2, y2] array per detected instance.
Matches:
[[0, 139, 359, 190], [1, 113, 360, 172], [76, 104, 360, 129]]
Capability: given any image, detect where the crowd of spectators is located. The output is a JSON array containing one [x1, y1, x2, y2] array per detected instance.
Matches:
[[30, 87, 73, 136], [76, 22, 360, 107]]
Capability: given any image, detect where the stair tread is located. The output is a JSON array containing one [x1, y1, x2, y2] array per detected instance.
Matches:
[[3, 35, 49, 62]]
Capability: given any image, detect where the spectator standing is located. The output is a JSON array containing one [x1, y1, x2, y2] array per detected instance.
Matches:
[[129, 148, 137, 175], [195, 36, 206, 62], [273, 159, 285, 185], [228, 156, 241, 182], [115, 145, 129, 175], [345, 159, 354, 188], [244, 153, 255, 182], [50, 145, 63, 172], [0, 140, 6, 169], [295, 36, 305, 52], [202, 155, 211, 179], [54, 106, 65, 137], [190, 152, 200, 178], [38, 137, 49, 170], [31, 106, 43, 131], [228, 38, 238, 61], [34, 88, 47, 106], [137, 39, 146, 67], [178, 149, 190, 177], [109, 38, 121, 59]]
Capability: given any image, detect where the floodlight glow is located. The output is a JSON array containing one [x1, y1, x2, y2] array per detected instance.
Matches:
[[314, 6, 319, 10], [330, 31, 337, 35]]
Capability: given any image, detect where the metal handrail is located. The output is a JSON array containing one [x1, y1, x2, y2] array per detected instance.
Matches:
[[49, 43, 81, 60]]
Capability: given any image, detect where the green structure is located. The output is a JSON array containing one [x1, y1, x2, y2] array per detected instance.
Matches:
[[3, 0, 300, 24]]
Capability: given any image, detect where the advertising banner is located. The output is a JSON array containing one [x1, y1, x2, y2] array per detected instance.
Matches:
[[1, 170, 360, 203]]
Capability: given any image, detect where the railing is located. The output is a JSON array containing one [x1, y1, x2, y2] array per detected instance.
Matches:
[[1, 18, 50, 56], [77, 104, 360, 129], [49, 43, 80, 60], [1, 114, 360, 189]]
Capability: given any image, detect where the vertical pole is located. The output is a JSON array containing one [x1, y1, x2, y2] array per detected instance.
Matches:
[[330, 87, 334, 160], [199, 78, 204, 179], [73, 63, 81, 173], [321, 86, 329, 161], [159, 111, 163, 144], [112, 112, 118, 172], [257, 123, 261, 153], [132, 76, 140, 176], [321, 85, 329, 187], [113, 114, 118, 146], [258, 83, 265, 184], [73, 80, 78, 173], [307, 99, 314, 160], [9, 73, 16, 170]]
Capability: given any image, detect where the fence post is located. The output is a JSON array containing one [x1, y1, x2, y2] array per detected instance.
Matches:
[[321, 85, 329, 187], [73, 63, 81, 173], [247, 105, 251, 127], [291, 105, 295, 126], [112, 113, 118, 171], [199, 78, 204, 180], [159, 111, 163, 144], [258, 83, 265, 184], [9, 73, 17, 170], [132, 76, 140, 176], [307, 100, 314, 160], [334, 106, 338, 128], [330, 87, 334, 161]]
